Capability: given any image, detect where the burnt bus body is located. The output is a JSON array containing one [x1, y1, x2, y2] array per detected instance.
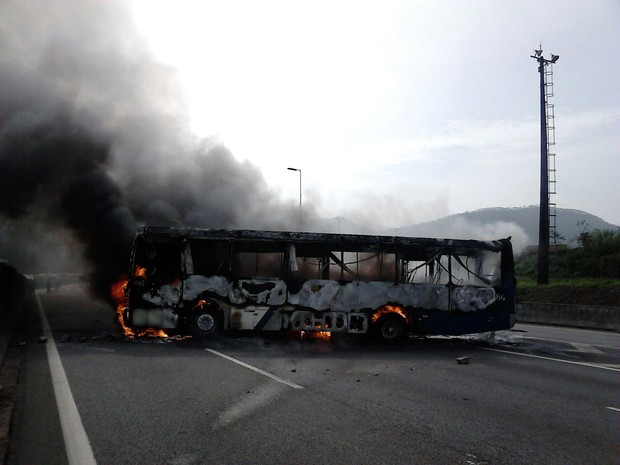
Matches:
[[125, 227, 516, 340]]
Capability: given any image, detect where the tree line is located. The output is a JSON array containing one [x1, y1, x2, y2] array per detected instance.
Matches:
[[516, 229, 620, 279]]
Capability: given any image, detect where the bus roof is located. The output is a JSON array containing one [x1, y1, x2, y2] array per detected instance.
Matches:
[[136, 227, 511, 256]]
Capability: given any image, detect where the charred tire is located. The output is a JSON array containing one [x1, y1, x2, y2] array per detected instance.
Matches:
[[374, 314, 409, 342], [188, 305, 222, 339]]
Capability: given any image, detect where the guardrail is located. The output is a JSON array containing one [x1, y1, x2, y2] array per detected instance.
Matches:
[[516, 303, 620, 331]]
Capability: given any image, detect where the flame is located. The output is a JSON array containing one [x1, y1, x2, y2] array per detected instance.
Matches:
[[134, 265, 146, 278], [300, 331, 332, 341], [110, 276, 167, 339], [371, 305, 409, 324], [313, 331, 332, 341], [111, 276, 132, 336]]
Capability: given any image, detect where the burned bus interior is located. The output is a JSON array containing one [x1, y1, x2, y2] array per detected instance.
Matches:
[[133, 229, 505, 284]]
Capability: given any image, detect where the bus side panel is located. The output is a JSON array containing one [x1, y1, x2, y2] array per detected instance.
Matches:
[[288, 280, 454, 312], [411, 306, 515, 336]]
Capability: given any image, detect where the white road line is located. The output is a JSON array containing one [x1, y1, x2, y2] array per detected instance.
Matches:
[[522, 336, 610, 352], [480, 347, 620, 372], [516, 325, 620, 340], [35, 292, 97, 465], [567, 342, 604, 354], [606, 407, 620, 412], [206, 348, 304, 389]]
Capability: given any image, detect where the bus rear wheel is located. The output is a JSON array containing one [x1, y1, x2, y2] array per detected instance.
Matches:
[[374, 314, 409, 342], [188, 303, 222, 339]]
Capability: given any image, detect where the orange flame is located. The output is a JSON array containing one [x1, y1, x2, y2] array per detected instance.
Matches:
[[111, 276, 132, 336], [300, 331, 332, 341], [110, 276, 167, 339], [134, 265, 146, 278], [371, 305, 409, 324]]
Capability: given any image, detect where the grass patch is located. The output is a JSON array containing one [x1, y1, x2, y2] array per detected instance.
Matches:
[[517, 277, 620, 289], [515, 277, 620, 306]]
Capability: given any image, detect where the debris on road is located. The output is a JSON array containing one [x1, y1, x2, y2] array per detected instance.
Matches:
[[456, 356, 470, 364]]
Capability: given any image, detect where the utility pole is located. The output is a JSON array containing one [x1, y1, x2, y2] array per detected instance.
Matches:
[[531, 46, 559, 285]]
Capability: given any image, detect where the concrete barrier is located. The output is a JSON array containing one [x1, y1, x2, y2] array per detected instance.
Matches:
[[516, 302, 620, 331]]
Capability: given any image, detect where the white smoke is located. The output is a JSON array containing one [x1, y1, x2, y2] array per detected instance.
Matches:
[[407, 217, 530, 255]]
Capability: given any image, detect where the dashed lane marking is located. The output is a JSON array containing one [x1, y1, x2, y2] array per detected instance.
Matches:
[[480, 347, 620, 372], [206, 348, 304, 389], [522, 336, 607, 353], [566, 342, 604, 354]]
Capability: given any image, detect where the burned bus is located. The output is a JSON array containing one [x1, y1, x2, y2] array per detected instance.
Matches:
[[123, 227, 516, 340]]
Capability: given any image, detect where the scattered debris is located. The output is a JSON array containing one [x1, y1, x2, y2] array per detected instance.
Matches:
[[37, 336, 47, 343], [457, 356, 470, 364], [291, 369, 297, 373], [465, 452, 489, 465]]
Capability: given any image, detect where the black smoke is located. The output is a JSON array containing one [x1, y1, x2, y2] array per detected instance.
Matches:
[[0, 118, 137, 298], [0, 0, 307, 299]]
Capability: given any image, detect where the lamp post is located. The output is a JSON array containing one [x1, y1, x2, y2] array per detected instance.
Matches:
[[530, 47, 559, 285], [287, 167, 302, 227]]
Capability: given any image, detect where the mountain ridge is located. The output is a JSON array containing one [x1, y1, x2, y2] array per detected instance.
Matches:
[[388, 206, 618, 253]]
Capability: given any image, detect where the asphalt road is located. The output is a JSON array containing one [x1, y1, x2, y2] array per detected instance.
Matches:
[[5, 285, 620, 465]]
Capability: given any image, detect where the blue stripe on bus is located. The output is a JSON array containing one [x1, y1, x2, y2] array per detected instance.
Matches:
[[254, 306, 278, 331]]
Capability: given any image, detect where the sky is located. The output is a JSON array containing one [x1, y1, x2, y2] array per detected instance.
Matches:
[[128, 0, 620, 227]]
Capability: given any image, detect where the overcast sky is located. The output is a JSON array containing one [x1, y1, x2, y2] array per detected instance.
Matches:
[[128, 0, 619, 227]]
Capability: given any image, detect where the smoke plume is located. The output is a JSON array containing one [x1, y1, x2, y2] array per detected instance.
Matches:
[[0, 0, 523, 301], [0, 0, 304, 298]]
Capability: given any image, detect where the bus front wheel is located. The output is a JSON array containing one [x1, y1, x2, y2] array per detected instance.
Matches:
[[374, 314, 408, 342]]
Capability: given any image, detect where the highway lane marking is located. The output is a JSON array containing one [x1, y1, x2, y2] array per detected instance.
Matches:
[[512, 326, 620, 349], [206, 348, 304, 389], [567, 342, 604, 354], [606, 407, 620, 412], [480, 347, 620, 372], [515, 324, 620, 337], [521, 336, 608, 353], [213, 382, 286, 430], [35, 292, 98, 465]]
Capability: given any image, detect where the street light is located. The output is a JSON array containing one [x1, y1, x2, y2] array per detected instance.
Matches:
[[287, 167, 302, 227]]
